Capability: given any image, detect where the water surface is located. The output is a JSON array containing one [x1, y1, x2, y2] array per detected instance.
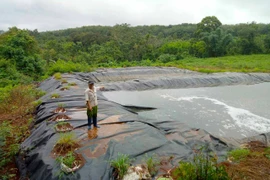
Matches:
[[103, 83, 270, 138]]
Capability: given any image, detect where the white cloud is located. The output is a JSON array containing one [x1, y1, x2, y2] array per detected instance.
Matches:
[[0, 0, 269, 31]]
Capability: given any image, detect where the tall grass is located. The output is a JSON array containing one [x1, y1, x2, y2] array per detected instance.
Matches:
[[172, 54, 270, 73], [95, 54, 270, 73], [110, 153, 132, 180]]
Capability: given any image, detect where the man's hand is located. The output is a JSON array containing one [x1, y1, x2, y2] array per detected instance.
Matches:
[[98, 86, 105, 91], [87, 101, 92, 111], [88, 106, 92, 111]]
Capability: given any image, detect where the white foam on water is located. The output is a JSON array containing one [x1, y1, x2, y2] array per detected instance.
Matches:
[[160, 94, 270, 134]]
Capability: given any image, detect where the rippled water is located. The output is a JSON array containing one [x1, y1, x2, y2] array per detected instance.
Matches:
[[103, 83, 270, 138]]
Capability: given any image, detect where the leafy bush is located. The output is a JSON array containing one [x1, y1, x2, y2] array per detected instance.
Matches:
[[110, 153, 132, 180], [48, 60, 93, 75], [56, 151, 75, 168], [54, 73, 62, 80], [158, 54, 177, 63], [171, 146, 228, 180]]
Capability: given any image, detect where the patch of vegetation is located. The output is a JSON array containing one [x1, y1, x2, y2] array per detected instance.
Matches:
[[144, 154, 159, 177], [224, 141, 270, 180], [51, 93, 60, 99], [61, 79, 68, 84], [32, 100, 42, 107], [173, 54, 270, 73], [54, 73, 62, 80], [54, 121, 69, 128], [171, 146, 228, 180], [36, 90, 46, 98], [56, 151, 75, 169], [265, 147, 270, 159], [48, 60, 93, 75], [110, 153, 132, 180], [68, 82, 77, 86], [228, 149, 250, 162], [53, 132, 79, 155], [57, 103, 65, 108], [62, 86, 70, 90], [0, 85, 42, 179]]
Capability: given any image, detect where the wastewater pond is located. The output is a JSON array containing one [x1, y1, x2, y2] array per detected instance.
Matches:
[[103, 83, 270, 138]]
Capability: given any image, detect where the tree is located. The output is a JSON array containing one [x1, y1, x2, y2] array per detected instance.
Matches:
[[264, 34, 270, 53], [196, 16, 222, 36], [159, 40, 191, 59], [0, 27, 45, 79], [201, 28, 233, 57], [190, 40, 207, 58]]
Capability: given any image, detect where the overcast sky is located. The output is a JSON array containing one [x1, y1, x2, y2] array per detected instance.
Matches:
[[0, 0, 269, 31]]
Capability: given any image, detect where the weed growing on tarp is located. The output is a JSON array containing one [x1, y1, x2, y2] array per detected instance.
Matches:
[[51, 93, 60, 99], [110, 153, 132, 180], [54, 73, 62, 80], [143, 154, 160, 177], [53, 132, 80, 155]]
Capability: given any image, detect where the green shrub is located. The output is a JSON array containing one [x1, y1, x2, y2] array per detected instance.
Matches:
[[48, 60, 93, 75], [54, 73, 62, 80], [56, 151, 75, 168], [36, 90, 46, 98], [32, 100, 42, 107], [110, 153, 132, 180], [158, 54, 177, 63], [172, 146, 228, 180], [228, 149, 250, 162]]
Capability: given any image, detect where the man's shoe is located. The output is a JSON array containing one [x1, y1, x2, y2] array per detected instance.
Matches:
[[88, 126, 92, 130], [94, 125, 100, 128]]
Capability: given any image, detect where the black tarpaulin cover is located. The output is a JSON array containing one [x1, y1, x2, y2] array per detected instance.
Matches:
[[16, 67, 270, 180]]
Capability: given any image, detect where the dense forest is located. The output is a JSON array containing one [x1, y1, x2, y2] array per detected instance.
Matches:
[[1, 16, 270, 89]]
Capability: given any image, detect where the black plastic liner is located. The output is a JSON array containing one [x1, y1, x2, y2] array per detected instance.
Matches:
[[16, 68, 270, 180]]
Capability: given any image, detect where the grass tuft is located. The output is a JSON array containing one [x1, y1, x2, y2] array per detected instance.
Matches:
[[110, 153, 132, 180], [68, 82, 77, 86], [51, 93, 60, 99], [53, 132, 79, 155], [144, 154, 159, 177], [56, 151, 75, 169]]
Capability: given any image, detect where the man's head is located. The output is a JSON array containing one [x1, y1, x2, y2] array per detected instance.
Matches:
[[88, 81, 94, 89]]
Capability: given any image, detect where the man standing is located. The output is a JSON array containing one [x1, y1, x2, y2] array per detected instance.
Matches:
[[85, 81, 101, 130]]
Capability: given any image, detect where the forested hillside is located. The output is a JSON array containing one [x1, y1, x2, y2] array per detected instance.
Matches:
[[1, 16, 270, 88], [34, 16, 270, 64]]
